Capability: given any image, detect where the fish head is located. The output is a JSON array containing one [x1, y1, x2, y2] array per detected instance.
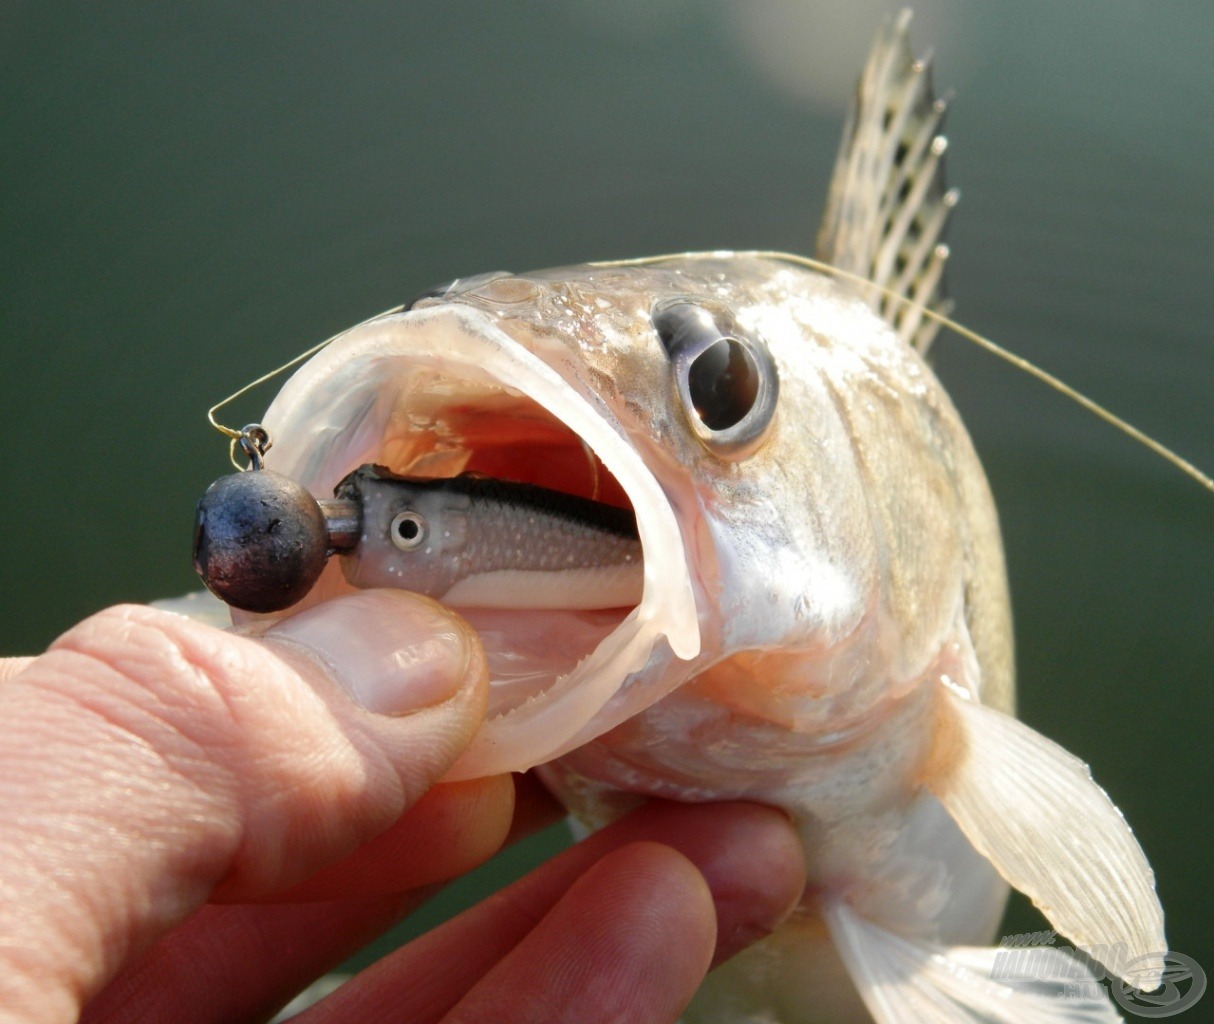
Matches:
[[253, 252, 1005, 776]]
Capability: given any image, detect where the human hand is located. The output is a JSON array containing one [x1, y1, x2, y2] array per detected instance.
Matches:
[[0, 592, 806, 1024]]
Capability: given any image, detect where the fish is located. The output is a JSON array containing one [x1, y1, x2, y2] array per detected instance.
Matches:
[[196, 12, 1167, 1023]]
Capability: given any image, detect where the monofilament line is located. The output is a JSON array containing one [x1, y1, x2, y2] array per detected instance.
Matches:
[[600, 251, 1214, 497], [206, 304, 404, 470]]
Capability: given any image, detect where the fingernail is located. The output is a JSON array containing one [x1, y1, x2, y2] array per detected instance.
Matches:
[[267, 592, 473, 715]]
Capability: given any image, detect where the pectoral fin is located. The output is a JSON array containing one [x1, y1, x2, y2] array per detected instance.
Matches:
[[926, 685, 1165, 992], [826, 902, 1125, 1023]]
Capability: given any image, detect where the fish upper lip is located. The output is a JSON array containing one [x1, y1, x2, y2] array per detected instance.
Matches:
[[258, 302, 701, 774]]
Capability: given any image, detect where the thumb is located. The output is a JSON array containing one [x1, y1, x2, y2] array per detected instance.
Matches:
[[230, 589, 505, 894], [0, 591, 508, 1022]]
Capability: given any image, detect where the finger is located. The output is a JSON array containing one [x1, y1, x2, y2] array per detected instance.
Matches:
[[444, 843, 715, 1024], [0, 592, 507, 1022], [80, 775, 562, 1024], [267, 776, 514, 903], [0, 656, 35, 684], [80, 896, 417, 1024], [298, 800, 806, 1024], [262, 771, 561, 903], [502, 769, 566, 845]]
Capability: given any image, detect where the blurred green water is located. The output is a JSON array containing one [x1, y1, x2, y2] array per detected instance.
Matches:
[[2, 0, 1211, 1006]]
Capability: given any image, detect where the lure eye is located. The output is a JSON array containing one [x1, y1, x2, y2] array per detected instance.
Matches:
[[652, 301, 778, 458], [390, 510, 427, 550]]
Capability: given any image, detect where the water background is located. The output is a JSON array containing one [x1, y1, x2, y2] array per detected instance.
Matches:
[[3, 0, 1211, 995]]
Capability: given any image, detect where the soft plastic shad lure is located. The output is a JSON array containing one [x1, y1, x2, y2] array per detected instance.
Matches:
[[194, 461, 641, 614]]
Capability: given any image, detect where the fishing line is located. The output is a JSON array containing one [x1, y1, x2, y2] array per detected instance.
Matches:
[[205, 254, 1211, 497], [600, 250, 1214, 497], [207, 304, 404, 470]]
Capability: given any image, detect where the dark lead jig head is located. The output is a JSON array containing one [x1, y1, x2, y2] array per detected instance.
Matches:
[[193, 425, 359, 613], [193, 470, 326, 613]]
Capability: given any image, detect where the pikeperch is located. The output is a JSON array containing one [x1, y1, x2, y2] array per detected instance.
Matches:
[[191, 13, 1166, 1023]]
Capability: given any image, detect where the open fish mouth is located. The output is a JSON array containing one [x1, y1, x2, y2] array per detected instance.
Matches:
[[258, 304, 701, 776]]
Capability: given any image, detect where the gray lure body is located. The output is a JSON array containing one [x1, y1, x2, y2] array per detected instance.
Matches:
[[193, 464, 642, 613], [336, 466, 642, 610]]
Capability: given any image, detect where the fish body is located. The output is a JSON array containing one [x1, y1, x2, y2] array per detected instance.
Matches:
[[224, 15, 1163, 1023]]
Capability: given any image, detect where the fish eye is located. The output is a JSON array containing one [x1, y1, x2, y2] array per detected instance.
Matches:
[[652, 301, 778, 458], [688, 337, 760, 430], [390, 510, 427, 550]]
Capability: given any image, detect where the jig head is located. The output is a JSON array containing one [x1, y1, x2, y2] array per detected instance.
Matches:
[[192, 425, 359, 613]]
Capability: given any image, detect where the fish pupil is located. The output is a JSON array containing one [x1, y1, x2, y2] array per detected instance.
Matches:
[[688, 338, 759, 431]]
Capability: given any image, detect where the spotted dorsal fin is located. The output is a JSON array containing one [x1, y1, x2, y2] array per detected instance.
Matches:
[[815, 10, 957, 356]]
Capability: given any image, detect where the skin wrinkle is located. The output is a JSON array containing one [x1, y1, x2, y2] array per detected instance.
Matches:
[[48, 615, 260, 783], [0, 633, 253, 1019], [0, 598, 491, 1022], [30, 646, 239, 815], [41, 626, 270, 884], [76, 608, 394, 891], [79, 780, 533, 1023]]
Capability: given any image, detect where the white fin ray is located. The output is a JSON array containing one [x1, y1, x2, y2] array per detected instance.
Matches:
[[826, 902, 1125, 1023], [927, 689, 1166, 991], [815, 9, 956, 355]]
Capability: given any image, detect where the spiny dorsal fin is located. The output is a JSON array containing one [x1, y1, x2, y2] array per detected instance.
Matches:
[[815, 10, 957, 356]]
